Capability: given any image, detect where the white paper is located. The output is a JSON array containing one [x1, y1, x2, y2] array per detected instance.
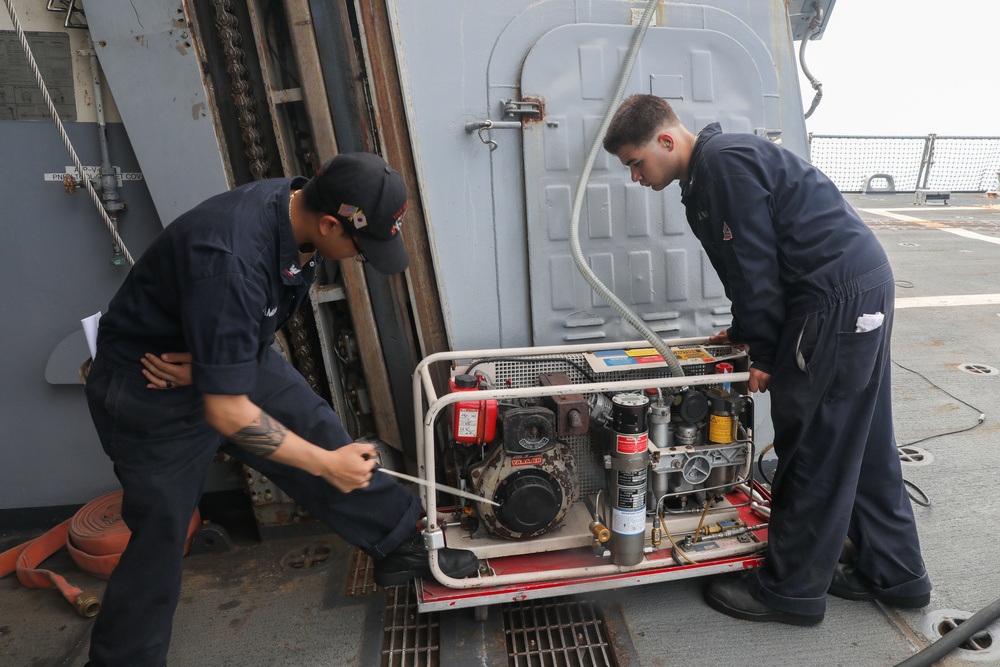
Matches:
[[855, 312, 884, 333], [82, 311, 102, 359]]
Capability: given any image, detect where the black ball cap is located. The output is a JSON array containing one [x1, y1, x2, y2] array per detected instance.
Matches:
[[310, 152, 409, 274]]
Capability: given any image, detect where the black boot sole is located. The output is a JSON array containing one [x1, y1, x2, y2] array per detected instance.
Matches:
[[828, 585, 875, 602], [830, 586, 930, 608], [374, 570, 424, 587], [705, 588, 824, 627], [877, 592, 931, 608]]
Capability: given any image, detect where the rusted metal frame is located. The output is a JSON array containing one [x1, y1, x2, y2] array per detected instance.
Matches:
[[310, 0, 423, 456], [319, 0, 416, 451], [279, 0, 340, 162], [243, 0, 297, 174], [282, 0, 403, 448], [354, 0, 452, 398]]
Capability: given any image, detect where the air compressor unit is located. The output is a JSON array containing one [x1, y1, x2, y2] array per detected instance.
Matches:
[[409, 337, 771, 613]]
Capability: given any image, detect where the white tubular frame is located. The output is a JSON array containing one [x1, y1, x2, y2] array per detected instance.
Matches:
[[411, 336, 752, 589]]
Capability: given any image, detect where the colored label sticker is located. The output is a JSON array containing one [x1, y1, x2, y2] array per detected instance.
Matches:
[[617, 486, 644, 510], [602, 357, 637, 367], [616, 433, 648, 454], [671, 346, 715, 361], [635, 355, 665, 364], [612, 508, 646, 535], [456, 409, 479, 438], [511, 455, 544, 467], [709, 414, 735, 443]]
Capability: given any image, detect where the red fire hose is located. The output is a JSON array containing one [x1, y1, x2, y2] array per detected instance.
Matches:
[[0, 490, 200, 617]]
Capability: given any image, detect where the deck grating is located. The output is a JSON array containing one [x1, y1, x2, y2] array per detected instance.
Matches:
[[503, 596, 616, 667], [381, 583, 440, 667], [345, 548, 382, 596]]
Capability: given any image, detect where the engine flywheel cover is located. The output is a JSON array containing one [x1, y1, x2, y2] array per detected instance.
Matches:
[[496, 470, 562, 533], [470, 440, 579, 540]]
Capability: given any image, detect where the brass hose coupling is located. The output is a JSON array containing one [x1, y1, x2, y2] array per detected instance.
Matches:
[[74, 592, 101, 618]]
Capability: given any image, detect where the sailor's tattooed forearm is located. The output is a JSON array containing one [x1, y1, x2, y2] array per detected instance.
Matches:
[[230, 411, 288, 457]]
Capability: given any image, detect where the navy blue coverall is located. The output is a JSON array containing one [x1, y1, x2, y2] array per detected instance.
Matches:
[[680, 123, 931, 617], [84, 177, 421, 666]]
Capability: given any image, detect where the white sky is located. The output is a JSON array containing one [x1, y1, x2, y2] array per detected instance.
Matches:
[[797, 0, 999, 137]]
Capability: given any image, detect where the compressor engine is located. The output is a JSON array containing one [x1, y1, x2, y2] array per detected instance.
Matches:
[[468, 406, 580, 540], [443, 353, 752, 557], [646, 384, 751, 511]]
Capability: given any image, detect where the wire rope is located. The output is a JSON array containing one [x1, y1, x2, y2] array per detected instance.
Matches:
[[3, 0, 135, 265]]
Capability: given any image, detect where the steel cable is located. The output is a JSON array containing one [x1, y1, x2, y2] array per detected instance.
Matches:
[[3, 0, 135, 265]]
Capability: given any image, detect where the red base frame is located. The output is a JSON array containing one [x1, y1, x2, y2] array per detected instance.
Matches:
[[416, 482, 770, 613]]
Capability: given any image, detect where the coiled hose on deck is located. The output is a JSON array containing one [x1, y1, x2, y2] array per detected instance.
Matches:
[[0, 490, 200, 617]]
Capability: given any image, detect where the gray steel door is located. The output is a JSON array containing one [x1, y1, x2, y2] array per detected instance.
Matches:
[[519, 22, 777, 345]]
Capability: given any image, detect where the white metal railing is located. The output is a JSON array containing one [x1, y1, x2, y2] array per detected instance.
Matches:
[[411, 336, 757, 589], [809, 134, 1000, 193]]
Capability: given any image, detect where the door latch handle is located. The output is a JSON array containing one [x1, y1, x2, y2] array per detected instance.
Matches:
[[465, 119, 522, 152]]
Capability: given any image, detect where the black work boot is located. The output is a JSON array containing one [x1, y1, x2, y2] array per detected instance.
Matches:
[[704, 574, 824, 627], [374, 530, 480, 587], [828, 563, 876, 601], [828, 563, 930, 608]]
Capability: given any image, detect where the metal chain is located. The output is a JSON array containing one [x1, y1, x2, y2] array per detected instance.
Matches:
[[287, 310, 323, 397], [211, 0, 270, 181]]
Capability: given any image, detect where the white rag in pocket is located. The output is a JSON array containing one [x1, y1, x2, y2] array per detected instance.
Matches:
[[854, 312, 884, 333]]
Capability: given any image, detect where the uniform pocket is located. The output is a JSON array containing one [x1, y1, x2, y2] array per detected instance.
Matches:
[[110, 375, 204, 440], [794, 315, 817, 373], [720, 240, 750, 289], [828, 327, 883, 399]]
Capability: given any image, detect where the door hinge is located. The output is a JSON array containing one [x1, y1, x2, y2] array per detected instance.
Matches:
[[501, 99, 543, 121]]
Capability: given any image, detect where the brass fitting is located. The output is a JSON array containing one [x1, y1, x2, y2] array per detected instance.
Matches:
[[589, 520, 611, 544], [74, 592, 101, 618]]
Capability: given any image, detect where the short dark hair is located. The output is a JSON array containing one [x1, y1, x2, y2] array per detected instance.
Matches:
[[603, 94, 680, 154]]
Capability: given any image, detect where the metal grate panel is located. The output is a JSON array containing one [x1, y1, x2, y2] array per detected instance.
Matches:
[[504, 597, 616, 667], [345, 548, 381, 597], [381, 583, 440, 667]]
